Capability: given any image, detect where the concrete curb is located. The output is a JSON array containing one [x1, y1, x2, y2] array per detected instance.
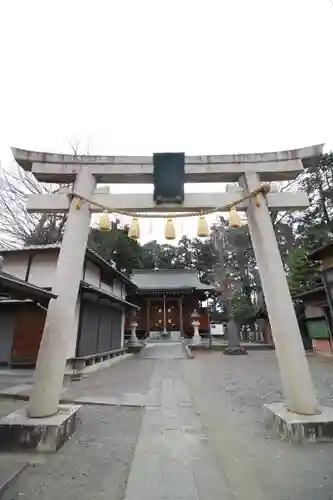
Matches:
[[0, 392, 146, 408], [190, 343, 275, 351], [0, 393, 29, 401], [61, 397, 145, 408], [311, 351, 333, 361], [66, 352, 134, 380], [0, 463, 28, 496]]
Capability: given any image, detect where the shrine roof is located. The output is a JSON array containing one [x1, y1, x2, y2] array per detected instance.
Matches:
[[130, 269, 213, 292], [309, 241, 333, 261]]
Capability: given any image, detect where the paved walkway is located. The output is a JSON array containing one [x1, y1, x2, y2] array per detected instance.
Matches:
[[2, 346, 333, 499], [0, 369, 33, 392], [124, 343, 233, 499], [142, 342, 189, 359]]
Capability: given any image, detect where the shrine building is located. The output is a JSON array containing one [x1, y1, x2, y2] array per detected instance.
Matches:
[[126, 269, 214, 339]]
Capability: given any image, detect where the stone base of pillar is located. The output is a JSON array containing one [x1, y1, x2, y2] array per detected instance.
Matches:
[[264, 402, 333, 443], [191, 332, 202, 346], [224, 347, 248, 355], [0, 404, 81, 453], [127, 344, 142, 353]]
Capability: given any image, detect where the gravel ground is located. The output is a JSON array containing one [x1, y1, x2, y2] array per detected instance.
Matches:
[[0, 356, 152, 500], [2, 405, 144, 500], [181, 351, 333, 500]]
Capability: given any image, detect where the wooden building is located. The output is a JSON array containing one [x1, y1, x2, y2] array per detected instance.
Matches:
[[294, 286, 331, 353], [301, 241, 333, 355], [292, 241, 333, 356], [0, 270, 57, 366], [126, 269, 214, 339], [0, 245, 138, 369]]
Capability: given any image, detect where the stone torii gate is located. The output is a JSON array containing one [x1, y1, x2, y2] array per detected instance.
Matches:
[[9, 144, 333, 444]]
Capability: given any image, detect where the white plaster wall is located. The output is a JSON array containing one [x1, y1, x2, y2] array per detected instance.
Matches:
[[66, 298, 81, 358], [113, 280, 122, 298], [84, 261, 101, 286], [305, 304, 325, 319], [29, 252, 58, 287], [1, 253, 29, 280], [100, 281, 112, 294]]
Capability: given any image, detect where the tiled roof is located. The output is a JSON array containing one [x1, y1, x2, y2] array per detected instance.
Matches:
[[130, 269, 213, 291], [293, 285, 326, 300], [0, 244, 60, 252], [309, 241, 333, 261]]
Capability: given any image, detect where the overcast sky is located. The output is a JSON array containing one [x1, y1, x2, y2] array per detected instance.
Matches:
[[0, 0, 332, 242]]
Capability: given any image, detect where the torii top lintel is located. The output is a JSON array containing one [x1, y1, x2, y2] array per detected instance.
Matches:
[[11, 144, 324, 184]]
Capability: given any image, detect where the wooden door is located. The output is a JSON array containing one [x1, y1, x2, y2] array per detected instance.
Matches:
[[97, 305, 112, 352], [11, 304, 46, 365], [150, 300, 164, 330], [165, 299, 179, 330], [110, 307, 122, 349], [0, 305, 16, 365], [77, 300, 99, 356], [149, 299, 180, 330]]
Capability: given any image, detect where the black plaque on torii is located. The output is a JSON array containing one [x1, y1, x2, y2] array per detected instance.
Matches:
[[153, 152, 185, 205]]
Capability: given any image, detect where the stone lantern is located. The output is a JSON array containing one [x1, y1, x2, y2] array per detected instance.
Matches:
[[127, 309, 141, 353], [191, 309, 201, 346]]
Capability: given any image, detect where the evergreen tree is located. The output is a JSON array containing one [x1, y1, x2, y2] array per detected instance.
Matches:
[[286, 247, 321, 296], [88, 222, 145, 274]]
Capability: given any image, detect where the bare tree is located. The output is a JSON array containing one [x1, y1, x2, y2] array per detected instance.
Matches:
[[0, 163, 67, 248], [0, 137, 89, 249], [210, 221, 248, 354], [67, 134, 92, 156]]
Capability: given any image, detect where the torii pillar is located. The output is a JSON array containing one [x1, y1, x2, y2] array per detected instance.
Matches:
[[240, 173, 318, 413], [28, 169, 96, 417], [7, 144, 333, 444]]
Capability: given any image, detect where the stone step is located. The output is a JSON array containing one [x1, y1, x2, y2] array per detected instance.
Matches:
[[147, 331, 182, 342]]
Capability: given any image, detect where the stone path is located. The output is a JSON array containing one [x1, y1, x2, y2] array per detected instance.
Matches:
[[142, 342, 188, 359], [124, 344, 233, 499], [0, 369, 33, 392]]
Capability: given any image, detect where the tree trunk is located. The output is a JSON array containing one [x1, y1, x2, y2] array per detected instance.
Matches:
[[225, 292, 248, 355]]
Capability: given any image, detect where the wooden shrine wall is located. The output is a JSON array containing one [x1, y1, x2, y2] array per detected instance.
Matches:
[[125, 294, 210, 334]]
